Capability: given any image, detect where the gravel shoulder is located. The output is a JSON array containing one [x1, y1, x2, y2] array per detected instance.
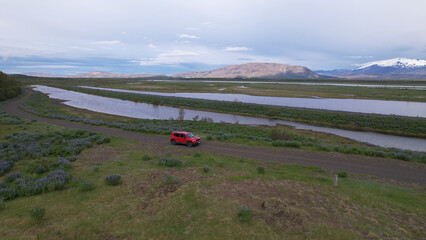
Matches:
[[3, 92, 425, 184]]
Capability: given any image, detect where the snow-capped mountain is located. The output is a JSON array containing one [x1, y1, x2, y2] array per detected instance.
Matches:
[[316, 58, 426, 80], [356, 58, 426, 70]]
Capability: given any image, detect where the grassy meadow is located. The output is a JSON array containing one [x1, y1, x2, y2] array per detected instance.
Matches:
[[20, 91, 426, 163], [1, 76, 425, 239], [0, 112, 425, 239]]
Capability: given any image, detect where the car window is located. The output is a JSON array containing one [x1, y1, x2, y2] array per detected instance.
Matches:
[[174, 133, 179, 137], [186, 133, 194, 138]]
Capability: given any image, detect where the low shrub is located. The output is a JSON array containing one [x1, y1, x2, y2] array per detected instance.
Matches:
[[238, 206, 253, 222], [105, 174, 122, 186], [25, 158, 56, 174], [257, 166, 265, 174], [157, 157, 182, 167], [272, 140, 302, 148], [67, 156, 77, 162], [0, 200, 5, 211], [92, 166, 100, 172], [0, 161, 14, 176], [71, 177, 94, 191], [202, 166, 210, 173], [5, 172, 23, 183], [80, 180, 94, 192], [0, 169, 70, 200], [194, 152, 201, 157], [338, 171, 348, 178], [217, 161, 225, 167], [96, 137, 110, 144], [142, 154, 151, 161], [31, 208, 45, 223], [206, 135, 213, 140], [164, 174, 179, 185], [57, 157, 71, 169]]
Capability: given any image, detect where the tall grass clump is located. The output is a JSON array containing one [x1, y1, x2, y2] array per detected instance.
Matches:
[[238, 205, 253, 222], [0, 200, 5, 211], [157, 157, 182, 167], [338, 171, 348, 178], [164, 174, 179, 185], [257, 166, 266, 174], [31, 208, 45, 223]]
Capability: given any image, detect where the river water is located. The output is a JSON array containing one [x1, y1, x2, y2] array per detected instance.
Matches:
[[33, 85, 426, 151], [81, 86, 426, 118], [142, 79, 426, 90]]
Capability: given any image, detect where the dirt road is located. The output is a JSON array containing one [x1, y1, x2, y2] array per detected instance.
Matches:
[[3, 92, 426, 184]]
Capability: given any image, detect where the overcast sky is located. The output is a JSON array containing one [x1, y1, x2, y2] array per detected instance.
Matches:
[[1, 0, 425, 75]]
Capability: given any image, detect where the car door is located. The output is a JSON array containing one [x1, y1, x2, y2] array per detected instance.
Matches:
[[176, 134, 185, 144], [179, 134, 187, 143]]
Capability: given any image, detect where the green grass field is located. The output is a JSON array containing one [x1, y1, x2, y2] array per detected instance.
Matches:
[[14, 75, 426, 102], [20, 91, 426, 163], [0, 112, 425, 239]]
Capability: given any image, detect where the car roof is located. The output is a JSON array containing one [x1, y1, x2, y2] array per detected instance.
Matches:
[[173, 131, 191, 134]]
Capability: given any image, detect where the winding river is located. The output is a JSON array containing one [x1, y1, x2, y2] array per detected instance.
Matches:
[[33, 85, 426, 151], [81, 86, 426, 118]]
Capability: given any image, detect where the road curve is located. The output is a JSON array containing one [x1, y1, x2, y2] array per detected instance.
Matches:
[[2, 92, 426, 184]]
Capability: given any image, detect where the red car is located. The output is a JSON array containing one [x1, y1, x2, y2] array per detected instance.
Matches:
[[170, 131, 201, 147]]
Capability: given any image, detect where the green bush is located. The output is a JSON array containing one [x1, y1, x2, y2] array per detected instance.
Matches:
[[26, 159, 56, 174], [238, 206, 253, 222], [142, 154, 151, 161], [338, 171, 348, 178], [0, 72, 22, 101], [157, 157, 182, 167], [257, 166, 265, 174], [30, 208, 45, 223], [104, 174, 122, 185], [164, 174, 179, 185]]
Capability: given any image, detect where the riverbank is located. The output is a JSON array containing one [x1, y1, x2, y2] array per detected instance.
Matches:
[[53, 85, 426, 138]]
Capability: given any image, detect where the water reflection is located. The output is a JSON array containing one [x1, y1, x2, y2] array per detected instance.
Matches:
[[33, 85, 426, 151], [81, 86, 426, 118]]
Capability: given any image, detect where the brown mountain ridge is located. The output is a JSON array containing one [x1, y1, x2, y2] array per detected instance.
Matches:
[[172, 62, 324, 79]]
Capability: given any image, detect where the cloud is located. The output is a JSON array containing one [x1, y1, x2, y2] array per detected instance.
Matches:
[[178, 34, 200, 39], [91, 40, 122, 45], [159, 50, 199, 57], [223, 46, 252, 51], [70, 46, 95, 51], [344, 55, 373, 59], [147, 44, 157, 49], [16, 65, 78, 69], [138, 49, 199, 66]]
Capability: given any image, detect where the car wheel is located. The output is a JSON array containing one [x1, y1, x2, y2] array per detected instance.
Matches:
[[187, 141, 193, 147], [171, 139, 176, 145]]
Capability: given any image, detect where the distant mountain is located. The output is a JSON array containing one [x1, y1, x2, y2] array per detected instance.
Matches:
[[172, 63, 328, 79], [316, 58, 426, 80], [23, 71, 166, 78], [23, 72, 65, 78], [72, 72, 166, 78]]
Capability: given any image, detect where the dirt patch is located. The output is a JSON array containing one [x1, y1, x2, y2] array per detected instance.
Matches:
[[202, 179, 425, 238], [202, 179, 330, 230], [78, 145, 127, 165], [130, 168, 215, 214]]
